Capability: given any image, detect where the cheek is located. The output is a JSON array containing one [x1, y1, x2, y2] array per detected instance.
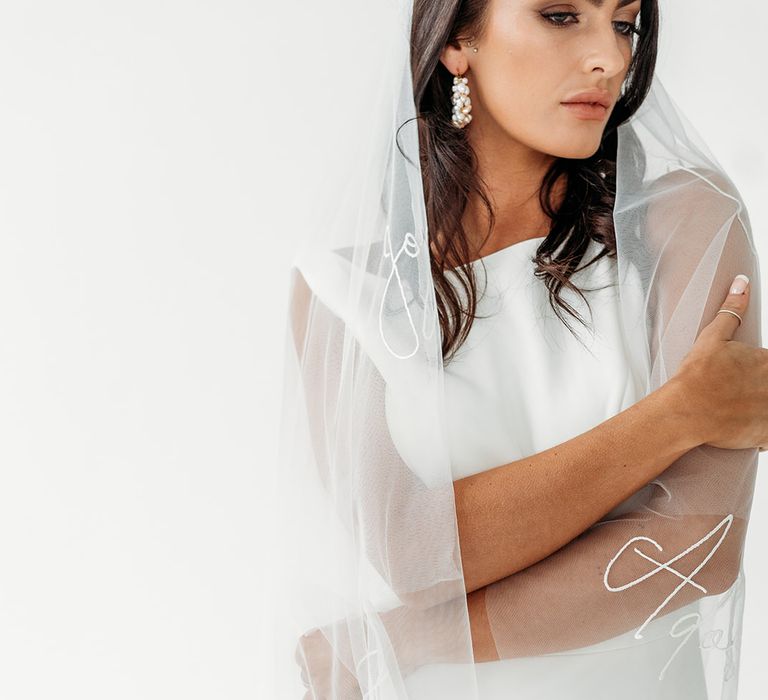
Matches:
[[474, 18, 574, 121], [475, 53, 606, 159], [475, 47, 568, 133]]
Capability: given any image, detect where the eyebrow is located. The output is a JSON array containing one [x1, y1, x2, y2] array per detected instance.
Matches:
[[585, 0, 640, 7]]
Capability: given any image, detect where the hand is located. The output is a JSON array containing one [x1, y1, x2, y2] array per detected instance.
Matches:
[[672, 274, 768, 451], [294, 626, 363, 700], [292, 605, 427, 698]]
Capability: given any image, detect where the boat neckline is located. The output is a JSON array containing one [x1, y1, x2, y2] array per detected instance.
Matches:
[[450, 235, 547, 269]]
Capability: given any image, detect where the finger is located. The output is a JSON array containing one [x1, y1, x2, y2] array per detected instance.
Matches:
[[704, 274, 750, 342]]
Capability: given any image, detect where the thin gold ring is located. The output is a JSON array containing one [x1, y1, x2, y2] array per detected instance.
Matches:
[[717, 308, 742, 326]]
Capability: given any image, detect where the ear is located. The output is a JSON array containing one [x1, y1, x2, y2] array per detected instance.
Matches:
[[438, 41, 467, 76]]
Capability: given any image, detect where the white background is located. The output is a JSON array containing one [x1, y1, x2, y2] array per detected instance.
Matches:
[[0, 1, 764, 698]]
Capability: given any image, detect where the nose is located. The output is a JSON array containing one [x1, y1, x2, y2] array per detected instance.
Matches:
[[582, 25, 628, 79]]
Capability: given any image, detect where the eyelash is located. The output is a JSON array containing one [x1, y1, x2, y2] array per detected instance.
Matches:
[[541, 12, 641, 38]]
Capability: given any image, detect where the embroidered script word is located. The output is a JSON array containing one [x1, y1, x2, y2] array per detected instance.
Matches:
[[603, 514, 734, 680], [379, 225, 422, 360], [659, 613, 738, 682]]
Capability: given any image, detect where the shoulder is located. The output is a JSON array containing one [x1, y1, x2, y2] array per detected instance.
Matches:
[[643, 166, 755, 261]]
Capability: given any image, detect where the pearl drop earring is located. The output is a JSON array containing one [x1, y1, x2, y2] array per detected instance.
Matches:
[[451, 72, 473, 128]]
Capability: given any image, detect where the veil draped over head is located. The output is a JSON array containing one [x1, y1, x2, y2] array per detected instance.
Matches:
[[268, 0, 762, 697]]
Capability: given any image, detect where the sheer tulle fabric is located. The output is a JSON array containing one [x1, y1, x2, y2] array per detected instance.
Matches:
[[268, 1, 762, 697]]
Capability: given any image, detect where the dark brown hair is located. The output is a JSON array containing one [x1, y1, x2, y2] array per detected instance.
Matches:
[[408, 0, 659, 363]]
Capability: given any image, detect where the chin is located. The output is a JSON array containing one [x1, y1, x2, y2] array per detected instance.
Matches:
[[549, 139, 603, 160]]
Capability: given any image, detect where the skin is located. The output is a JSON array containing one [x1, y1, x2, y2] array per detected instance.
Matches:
[[438, 0, 641, 256]]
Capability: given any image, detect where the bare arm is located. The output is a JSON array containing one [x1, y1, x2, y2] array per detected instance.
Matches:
[[463, 512, 745, 663], [383, 372, 749, 667], [453, 377, 700, 594], [374, 378, 744, 669], [385, 506, 746, 668]]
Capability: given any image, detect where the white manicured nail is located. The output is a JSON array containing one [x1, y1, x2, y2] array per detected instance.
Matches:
[[730, 274, 750, 295]]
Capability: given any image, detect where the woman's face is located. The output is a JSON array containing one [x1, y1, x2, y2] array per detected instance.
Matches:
[[440, 0, 642, 159]]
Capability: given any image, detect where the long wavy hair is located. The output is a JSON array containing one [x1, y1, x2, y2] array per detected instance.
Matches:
[[408, 0, 659, 364]]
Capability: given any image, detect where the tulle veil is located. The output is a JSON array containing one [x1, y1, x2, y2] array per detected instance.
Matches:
[[267, 0, 762, 697]]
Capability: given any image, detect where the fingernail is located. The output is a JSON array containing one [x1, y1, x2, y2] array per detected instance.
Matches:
[[730, 274, 750, 295]]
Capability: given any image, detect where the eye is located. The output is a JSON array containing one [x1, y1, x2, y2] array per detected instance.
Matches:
[[541, 12, 642, 38], [614, 21, 641, 37], [541, 11, 580, 27]]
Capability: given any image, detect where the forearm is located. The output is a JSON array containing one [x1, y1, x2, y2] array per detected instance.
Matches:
[[453, 378, 704, 594], [382, 510, 746, 670], [464, 512, 746, 663]]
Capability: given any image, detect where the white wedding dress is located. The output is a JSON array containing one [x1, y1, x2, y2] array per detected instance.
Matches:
[[395, 235, 741, 699]]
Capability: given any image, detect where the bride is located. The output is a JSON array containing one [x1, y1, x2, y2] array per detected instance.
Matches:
[[274, 0, 767, 697]]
